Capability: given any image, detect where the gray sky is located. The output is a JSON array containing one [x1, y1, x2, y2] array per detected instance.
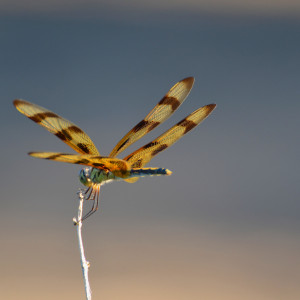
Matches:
[[0, 0, 300, 16]]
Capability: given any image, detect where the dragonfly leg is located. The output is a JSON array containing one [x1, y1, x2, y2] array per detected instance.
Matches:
[[81, 185, 100, 221]]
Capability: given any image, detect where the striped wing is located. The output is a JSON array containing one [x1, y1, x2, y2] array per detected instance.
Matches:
[[123, 104, 216, 182], [109, 77, 194, 158], [13, 99, 100, 155], [29, 152, 130, 178]]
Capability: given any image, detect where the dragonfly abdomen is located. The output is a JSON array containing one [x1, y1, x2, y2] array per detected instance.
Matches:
[[130, 168, 172, 178]]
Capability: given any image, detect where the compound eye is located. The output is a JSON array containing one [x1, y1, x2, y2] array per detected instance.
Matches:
[[79, 168, 92, 186]]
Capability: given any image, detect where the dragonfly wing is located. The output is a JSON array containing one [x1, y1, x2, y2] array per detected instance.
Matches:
[[124, 104, 216, 170], [109, 77, 194, 158], [14, 99, 100, 155], [29, 152, 130, 178]]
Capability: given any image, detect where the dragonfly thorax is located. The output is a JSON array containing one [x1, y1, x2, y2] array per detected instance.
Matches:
[[79, 167, 116, 186]]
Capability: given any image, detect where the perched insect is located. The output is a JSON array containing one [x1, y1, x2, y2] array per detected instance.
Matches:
[[14, 77, 216, 220]]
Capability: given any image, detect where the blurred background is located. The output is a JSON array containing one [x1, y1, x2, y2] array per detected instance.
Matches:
[[1, 1, 299, 299]]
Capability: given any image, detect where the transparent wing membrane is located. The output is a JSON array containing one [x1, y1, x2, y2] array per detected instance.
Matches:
[[29, 152, 130, 178], [124, 104, 216, 169], [14, 99, 100, 155], [110, 77, 194, 157]]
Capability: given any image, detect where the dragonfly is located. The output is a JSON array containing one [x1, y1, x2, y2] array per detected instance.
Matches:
[[13, 77, 216, 220]]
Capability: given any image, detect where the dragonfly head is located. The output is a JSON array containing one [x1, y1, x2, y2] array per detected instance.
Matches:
[[79, 167, 93, 187]]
